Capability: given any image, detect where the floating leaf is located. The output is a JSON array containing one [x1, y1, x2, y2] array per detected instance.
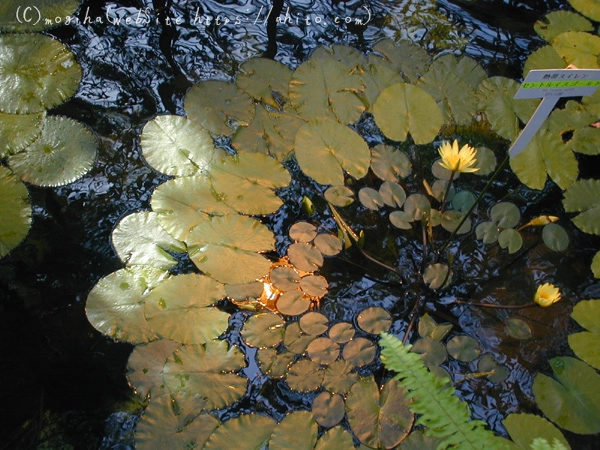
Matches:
[[404, 193, 431, 220], [447, 335, 480, 362], [476, 222, 499, 244], [563, 179, 600, 235], [205, 414, 276, 450], [134, 394, 219, 450], [184, 80, 255, 135], [411, 337, 447, 367], [418, 313, 452, 341], [343, 337, 376, 367], [535, 11, 593, 43], [300, 312, 329, 336], [371, 39, 430, 83], [477, 354, 509, 383], [236, 58, 292, 107], [362, 59, 404, 110], [0, 33, 81, 113], [498, 228, 523, 254], [441, 210, 471, 234], [451, 191, 477, 214], [277, 290, 311, 316], [399, 429, 447, 450], [289, 55, 365, 124], [533, 356, 600, 434], [503, 413, 570, 450], [307, 338, 340, 365], [314, 234, 342, 256], [380, 181, 407, 208], [423, 263, 451, 290], [506, 318, 532, 340], [284, 321, 315, 354], [592, 251, 600, 278], [389, 210, 413, 230], [269, 411, 318, 450], [270, 265, 301, 291], [0, 166, 31, 258], [86, 266, 170, 344], [345, 376, 413, 449], [163, 340, 247, 410], [8, 116, 96, 187], [472, 146, 497, 176], [0, 112, 43, 156], [569, 300, 600, 370], [370, 144, 412, 181], [187, 215, 274, 284], [312, 391, 345, 428], [314, 426, 355, 449], [568, 0, 600, 21], [242, 313, 285, 348], [140, 115, 217, 177], [144, 274, 228, 345], [286, 360, 323, 392], [112, 211, 186, 270], [287, 243, 323, 273], [552, 31, 600, 69], [328, 322, 355, 344], [289, 221, 318, 243], [542, 223, 569, 251], [294, 119, 370, 186], [568, 126, 600, 156], [324, 185, 354, 207], [358, 187, 384, 210], [257, 348, 295, 377], [357, 307, 392, 334], [491, 202, 521, 229], [299, 274, 327, 302], [322, 359, 358, 394], [127, 339, 180, 399], [373, 82, 443, 144]]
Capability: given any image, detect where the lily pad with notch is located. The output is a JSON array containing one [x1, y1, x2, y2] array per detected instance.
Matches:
[[0, 166, 31, 258]]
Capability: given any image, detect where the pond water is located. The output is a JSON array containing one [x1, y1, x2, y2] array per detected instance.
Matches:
[[1, 0, 600, 448]]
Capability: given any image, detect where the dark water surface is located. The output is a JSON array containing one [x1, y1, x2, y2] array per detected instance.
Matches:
[[2, 0, 599, 448]]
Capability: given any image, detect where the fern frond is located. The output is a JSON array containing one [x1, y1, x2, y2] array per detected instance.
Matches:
[[379, 332, 507, 450]]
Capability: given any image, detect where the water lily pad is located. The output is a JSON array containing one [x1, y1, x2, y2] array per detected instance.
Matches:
[[345, 376, 413, 449], [552, 31, 600, 69], [184, 80, 255, 136], [269, 410, 318, 450], [379, 181, 407, 209], [270, 265, 301, 291], [8, 116, 96, 187], [144, 274, 228, 345], [0, 112, 43, 156], [187, 215, 274, 284], [389, 210, 413, 229], [533, 356, 600, 434], [205, 414, 276, 450], [569, 0, 600, 21], [478, 354, 509, 383], [411, 337, 447, 367], [569, 300, 600, 370], [491, 202, 521, 229], [312, 391, 345, 428], [300, 312, 329, 335], [284, 321, 315, 354], [357, 307, 392, 334], [362, 59, 404, 110], [506, 318, 532, 340], [328, 322, 355, 344], [472, 146, 496, 176], [294, 119, 370, 186], [0, 33, 81, 113], [342, 337, 376, 367], [86, 266, 170, 344], [111, 211, 186, 270], [441, 210, 471, 234], [568, 126, 600, 155], [370, 144, 412, 181], [286, 360, 323, 392], [313, 233, 342, 256], [126, 339, 180, 399], [236, 58, 292, 107], [503, 413, 570, 450], [322, 359, 358, 394], [287, 243, 323, 273], [324, 185, 354, 207], [404, 193, 431, 221], [242, 313, 285, 348], [373, 82, 443, 144], [163, 340, 247, 410], [371, 39, 430, 83], [289, 55, 365, 124], [563, 179, 600, 235], [226, 281, 264, 303], [0, 166, 31, 258], [476, 221, 499, 244], [359, 187, 384, 210], [257, 348, 295, 377], [0, 1, 81, 32], [535, 11, 593, 43], [289, 221, 318, 243], [499, 228, 523, 254], [418, 313, 452, 341], [134, 394, 219, 450], [542, 223, 569, 251], [423, 263, 451, 290], [592, 251, 600, 278], [277, 290, 311, 316], [140, 115, 217, 177], [314, 426, 355, 449], [447, 335, 480, 362], [307, 337, 340, 365]]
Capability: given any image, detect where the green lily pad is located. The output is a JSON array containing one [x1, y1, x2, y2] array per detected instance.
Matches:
[[568, 126, 600, 155], [389, 210, 413, 230], [313, 233, 343, 256], [490, 202, 521, 228], [371, 39, 430, 84], [111, 211, 186, 270], [289, 221, 318, 243], [284, 321, 315, 354], [358, 187, 384, 210], [184, 80, 255, 136], [398, 429, 447, 450], [134, 394, 219, 450], [423, 263, 452, 290], [542, 223, 569, 251], [342, 337, 376, 367], [242, 313, 285, 348], [362, 59, 405, 111], [286, 359, 323, 392], [534, 11, 593, 43], [126, 339, 180, 399], [404, 193, 431, 220], [269, 411, 318, 450], [294, 119, 370, 186], [476, 221, 499, 244], [441, 210, 471, 234], [140, 115, 217, 177], [447, 335, 480, 362], [373, 82, 443, 144], [498, 228, 523, 254], [314, 426, 355, 449], [0, 1, 81, 32], [328, 322, 355, 344], [379, 181, 407, 208], [225, 281, 263, 303], [563, 179, 600, 235], [322, 359, 358, 394], [592, 251, 600, 278], [0, 111, 44, 157], [277, 290, 311, 316], [300, 312, 329, 336], [506, 318, 532, 340], [478, 354, 509, 383], [552, 31, 600, 69], [8, 116, 96, 187], [287, 243, 323, 273], [411, 337, 447, 367], [0, 33, 81, 113], [357, 307, 392, 334], [569, 0, 600, 21], [345, 376, 413, 449], [85, 266, 170, 344], [205, 414, 276, 450], [524, 46, 568, 75], [236, 58, 292, 107], [257, 348, 295, 377], [451, 191, 477, 214], [163, 340, 247, 410], [472, 146, 497, 176], [533, 356, 600, 434], [144, 273, 228, 345], [569, 300, 600, 370], [503, 413, 570, 450], [307, 337, 340, 365], [187, 215, 274, 284], [324, 185, 354, 207], [289, 55, 365, 124], [270, 265, 301, 291], [370, 144, 412, 181], [418, 313, 452, 341], [312, 391, 345, 428], [0, 166, 31, 258]]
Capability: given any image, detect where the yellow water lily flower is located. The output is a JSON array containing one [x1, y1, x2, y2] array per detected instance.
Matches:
[[437, 140, 479, 173], [534, 283, 561, 307]]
